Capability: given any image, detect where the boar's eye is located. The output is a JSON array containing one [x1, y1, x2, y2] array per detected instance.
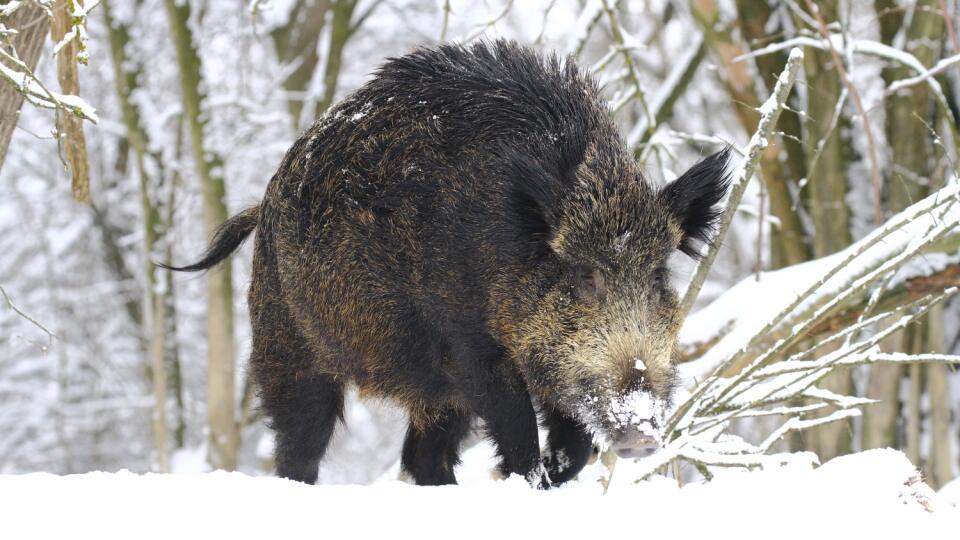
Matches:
[[652, 266, 669, 287], [574, 265, 605, 302]]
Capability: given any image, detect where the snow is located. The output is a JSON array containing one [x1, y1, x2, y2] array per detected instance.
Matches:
[[941, 477, 960, 507], [606, 390, 665, 442], [0, 449, 954, 539]]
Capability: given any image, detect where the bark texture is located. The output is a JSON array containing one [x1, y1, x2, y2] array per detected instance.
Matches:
[[0, 4, 49, 174]]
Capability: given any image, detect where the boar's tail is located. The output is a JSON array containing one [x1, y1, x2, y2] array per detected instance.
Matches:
[[160, 205, 259, 272]]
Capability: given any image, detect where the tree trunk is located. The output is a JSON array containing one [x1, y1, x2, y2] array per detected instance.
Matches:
[[926, 304, 953, 489], [315, 0, 358, 117], [734, 0, 810, 269], [884, 0, 942, 212], [861, 331, 903, 451], [0, 3, 49, 174], [797, 0, 854, 462], [104, 0, 183, 471], [862, 0, 945, 464], [270, 0, 331, 129], [164, 0, 238, 471], [50, 0, 90, 203], [694, 0, 810, 269], [166, 113, 187, 449], [906, 350, 923, 467]]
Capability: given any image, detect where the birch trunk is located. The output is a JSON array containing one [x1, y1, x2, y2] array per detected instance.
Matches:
[[164, 0, 238, 471]]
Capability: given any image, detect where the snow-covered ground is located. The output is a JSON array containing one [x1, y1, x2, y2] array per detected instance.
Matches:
[[2, 447, 957, 539]]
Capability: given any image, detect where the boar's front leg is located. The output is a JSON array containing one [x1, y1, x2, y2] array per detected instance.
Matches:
[[451, 344, 546, 487], [401, 408, 472, 485], [542, 407, 594, 485]]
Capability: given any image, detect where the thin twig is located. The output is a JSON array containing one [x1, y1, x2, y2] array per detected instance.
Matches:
[[601, 0, 654, 130], [884, 53, 960, 96], [439, 0, 451, 42], [706, 201, 958, 410], [347, 0, 384, 37], [688, 289, 953, 439], [0, 285, 55, 347], [569, 0, 605, 57], [940, 0, 960, 53], [630, 34, 707, 161], [533, 0, 557, 45], [668, 184, 959, 434], [465, 0, 514, 42]]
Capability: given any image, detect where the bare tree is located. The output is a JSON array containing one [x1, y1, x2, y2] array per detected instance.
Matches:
[[164, 0, 238, 471]]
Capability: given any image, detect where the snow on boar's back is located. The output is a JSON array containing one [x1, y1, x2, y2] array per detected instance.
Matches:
[[167, 40, 730, 488]]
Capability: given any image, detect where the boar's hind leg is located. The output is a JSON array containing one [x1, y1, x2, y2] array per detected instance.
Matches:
[[252, 299, 344, 485], [401, 408, 471, 485], [542, 407, 593, 485], [268, 371, 343, 485]]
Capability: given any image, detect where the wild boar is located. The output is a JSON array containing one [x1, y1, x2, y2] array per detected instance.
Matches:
[[168, 40, 729, 487]]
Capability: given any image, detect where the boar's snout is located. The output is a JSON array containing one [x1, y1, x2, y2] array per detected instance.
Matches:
[[610, 426, 659, 458]]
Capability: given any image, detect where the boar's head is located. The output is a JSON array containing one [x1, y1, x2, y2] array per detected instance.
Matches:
[[491, 141, 730, 458]]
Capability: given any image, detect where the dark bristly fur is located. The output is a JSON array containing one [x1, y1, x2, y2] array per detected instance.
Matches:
[[168, 40, 730, 488]]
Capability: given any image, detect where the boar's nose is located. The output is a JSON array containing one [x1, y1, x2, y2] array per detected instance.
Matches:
[[610, 429, 659, 459]]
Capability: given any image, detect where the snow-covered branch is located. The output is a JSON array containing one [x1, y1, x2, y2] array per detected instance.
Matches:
[[678, 47, 805, 319], [0, 1, 98, 122], [732, 34, 951, 112], [602, 181, 960, 484]]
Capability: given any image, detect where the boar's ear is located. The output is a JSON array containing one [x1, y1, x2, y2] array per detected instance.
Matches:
[[661, 148, 731, 258], [505, 151, 564, 257]]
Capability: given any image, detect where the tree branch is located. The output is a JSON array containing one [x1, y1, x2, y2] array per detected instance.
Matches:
[[679, 48, 804, 319]]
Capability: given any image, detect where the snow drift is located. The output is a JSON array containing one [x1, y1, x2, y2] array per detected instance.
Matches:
[[1, 449, 956, 539]]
